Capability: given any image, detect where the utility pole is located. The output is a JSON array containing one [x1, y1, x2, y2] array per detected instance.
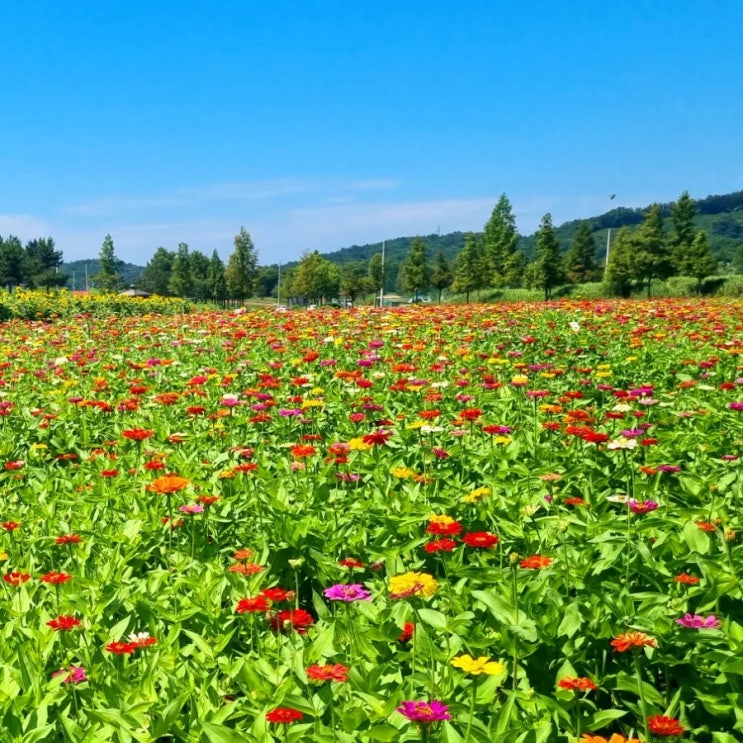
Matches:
[[379, 240, 385, 308], [604, 194, 617, 278], [277, 263, 281, 306]]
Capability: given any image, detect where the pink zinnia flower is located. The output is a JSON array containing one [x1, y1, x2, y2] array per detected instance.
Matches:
[[323, 583, 372, 602], [396, 700, 451, 723], [676, 613, 721, 629]]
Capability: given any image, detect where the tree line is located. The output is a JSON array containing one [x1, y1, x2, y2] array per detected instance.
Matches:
[[0, 191, 722, 303]]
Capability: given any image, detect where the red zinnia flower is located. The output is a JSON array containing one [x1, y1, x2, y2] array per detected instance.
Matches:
[[55, 534, 82, 545], [266, 707, 303, 724], [228, 562, 264, 575], [261, 587, 293, 602], [3, 572, 31, 586], [426, 521, 462, 536], [339, 557, 365, 569], [105, 641, 136, 655], [674, 572, 700, 585], [236, 596, 272, 614], [647, 715, 685, 736], [558, 676, 598, 691], [462, 532, 499, 549], [362, 430, 392, 446], [268, 608, 314, 634], [424, 538, 457, 553], [290, 444, 316, 458], [41, 571, 72, 584], [47, 615, 81, 631], [398, 622, 415, 642], [122, 429, 154, 442], [306, 663, 349, 682], [1, 521, 21, 531]]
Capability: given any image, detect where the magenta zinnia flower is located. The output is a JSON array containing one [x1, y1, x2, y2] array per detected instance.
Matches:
[[676, 613, 721, 629], [52, 665, 87, 684], [397, 700, 451, 723], [323, 583, 372, 602], [628, 499, 659, 514]]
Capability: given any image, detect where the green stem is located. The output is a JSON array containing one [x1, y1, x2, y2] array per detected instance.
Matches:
[[465, 676, 478, 742], [633, 651, 650, 743]]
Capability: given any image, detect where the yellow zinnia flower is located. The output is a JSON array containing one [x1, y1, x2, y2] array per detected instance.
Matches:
[[451, 654, 504, 675], [389, 571, 438, 598]]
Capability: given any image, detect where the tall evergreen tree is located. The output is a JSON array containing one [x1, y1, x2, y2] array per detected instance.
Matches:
[[632, 204, 673, 296], [482, 194, 520, 287], [451, 233, 483, 303], [95, 234, 123, 292], [605, 227, 635, 297], [207, 250, 228, 301], [0, 235, 26, 290], [188, 250, 211, 300], [400, 236, 431, 300], [430, 250, 453, 302], [670, 191, 696, 269], [680, 230, 717, 292], [168, 243, 193, 297], [24, 237, 66, 289], [532, 213, 564, 300], [139, 248, 175, 295], [225, 227, 258, 301], [564, 222, 599, 284]]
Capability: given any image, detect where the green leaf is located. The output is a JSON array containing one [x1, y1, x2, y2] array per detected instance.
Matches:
[[417, 608, 448, 630], [683, 520, 710, 554], [200, 721, 251, 743]]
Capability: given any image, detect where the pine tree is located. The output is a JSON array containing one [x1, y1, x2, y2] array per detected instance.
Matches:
[[564, 222, 598, 284], [670, 191, 696, 270], [452, 233, 482, 303], [139, 248, 175, 295], [96, 234, 123, 292], [0, 235, 26, 290], [482, 194, 520, 287], [533, 213, 564, 300], [430, 250, 453, 302], [400, 236, 431, 300], [189, 250, 211, 300], [632, 204, 673, 296], [168, 243, 193, 297], [207, 250, 228, 301], [680, 230, 717, 292], [225, 227, 258, 301], [605, 227, 634, 297], [24, 238, 66, 290]]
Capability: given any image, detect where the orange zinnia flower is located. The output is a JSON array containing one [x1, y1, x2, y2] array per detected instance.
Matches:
[[147, 475, 190, 494], [610, 631, 657, 652], [122, 428, 154, 441], [519, 555, 553, 569], [581, 735, 640, 743]]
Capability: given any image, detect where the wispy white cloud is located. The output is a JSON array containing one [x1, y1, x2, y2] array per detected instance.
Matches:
[[0, 213, 53, 238], [64, 177, 400, 218]]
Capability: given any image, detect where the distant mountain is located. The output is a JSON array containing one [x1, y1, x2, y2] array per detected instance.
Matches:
[[310, 189, 743, 267], [61, 259, 145, 290]]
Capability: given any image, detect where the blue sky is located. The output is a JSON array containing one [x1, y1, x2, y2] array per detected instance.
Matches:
[[3, 1, 742, 266]]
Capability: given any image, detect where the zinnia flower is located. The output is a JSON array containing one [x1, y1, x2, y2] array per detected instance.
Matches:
[[265, 707, 303, 724], [674, 573, 699, 584], [424, 538, 457, 553], [580, 735, 639, 743], [105, 641, 136, 655], [398, 622, 415, 642], [147, 475, 190, 494], [389, 572, 438, 599], [462, 531, 499, 548], [647, 714, 685, 735], [41, 571, 72, 584], [323, 583, 372, 602], [306, 663, 349, 682], [122, 428, 154, 441], [519, 555, 552, 569], [610, 631, 657, 652], [558, 676, 598, 691], [3, 572, 31, 586], [52, 665, 87, 684], [268, 608, 314, 634], [450, 654, 504, 675], [675, 613, 721, 629], [46, 615, 81, 631], [396, 700, 451, 723], [236, 596, 271, 614]]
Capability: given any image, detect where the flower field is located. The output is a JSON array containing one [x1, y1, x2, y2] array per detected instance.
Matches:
[[1, 299, 742, 742]]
